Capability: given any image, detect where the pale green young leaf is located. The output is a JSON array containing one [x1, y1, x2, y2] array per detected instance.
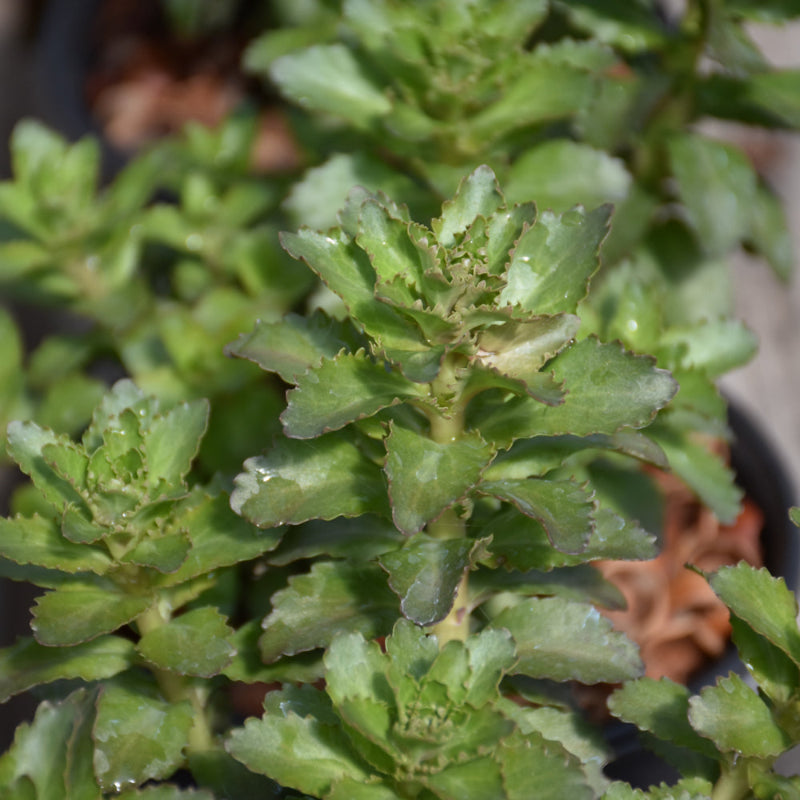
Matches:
[[226, 311, 357, 382], [226, 685, 372, 795], [480, 478, 595, 554], [327, 778, 402, 800], [93, 679, 194, 792], [385, 423, 493, 535], [660, 319, 757, 377], [385, 618, 439, 702], [688, 673, 792, 757], [142, 399, 208, 488], [325, 632, 392, 706], [0, 634, 134, 702], [0, 514, 111, 575], [504, 141, 631, 210], [270, 44, 391, 125], [499, 206, 611, 315], [231, 431, 388, 528], [492, 597, 643, 683], [432, 165, 504, 247], [81, 380, 149, 453], [259, 561, 399, 663], [379, 535, 483, 626], [602, 778, 714, 799], [558, 0, 668, 51], [474, 314, 580, 390], [424, 756, 506, 799], [282, 351, 428, 439], [498, 729, 595, 800], [608, 678, 719, 758], [137, 607, 236, 678], [463, 628, 517, 707], [32, 585, 153, 646], [668, 134, 757, 256], [120, 531, 192, 574], [747, 182, 795, 282], [709, 563, 800, 666]]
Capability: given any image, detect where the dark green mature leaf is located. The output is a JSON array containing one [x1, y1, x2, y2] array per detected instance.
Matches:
[[499, 206, 611, 315], [726, 0, 800, 21], [117, 785, 215, 799], [226, 311, 356, 382], [32, 585, 153, 646], [492, 597, 643, 683], [270, 44, 391, 125], [709, 563, 800, 665], [379, 535, 483, 626], [93, 679, 194, 792], [0, 688, 99, 800], [472, 338, 677, 445], [0, 635, 135, 702], [187, 749, 284, 800], [282, 351, 428, 438], [259, 561, 399, 663], [748, 182, 795, 281], [0, 514, 111, 575], [432, 165, 504, 247], [668, 134, 757, 256], [385, 423, 493, 534], [480, 478, 595, 554], [608, 678, 719, 758], [231, 431, 388, 528], [121, 531, 192, 573], [137, 607, 236, 678], [688, 673, 792, 757], [226, 684, 372, 796], [423, 757, 505, 799], [660, 319, 757, 378]]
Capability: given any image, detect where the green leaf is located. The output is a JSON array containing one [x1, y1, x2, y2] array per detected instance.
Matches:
[[688, 673, 792, 757], [660, 319, 757, 377], [0, 688, 99, 800], [270, 43, 391, 125], [499, 206, 611, 315], [608, 678, 719, 758], [726, 0, 800, 22], [187, 749, 283, 800], [231, 431, 389, 528], [259, 561, 399, 662], [708, 563, 800, 666], [121, 531, 192, 574], [424, 756, 506, 799], [0, 635, 135, 702], [141, 399, 208, 488], [498, 729, 595, 800], [137, 607, 236, 678], [558, 0, 668, 51], [226, 311, 356, 382], [747, 182, 795, 282], [480, 478, 595, 554], [226, 684, 371, 796], [385, 424, 493, 535], [32, 585, 153, 646], [505, 141, 631, 211], [668, 133, 757, 256], [0, 514, 111, 574], [491, 597, 643, 683], [117, 786, 215, 799], [474, 315, 581, 392], [93, 679, 194, 792], [282, 351, 428, 438], [432, 166, 504, 247], [648, 424, 742, 524], [379, 535, 483, 626], [472, 338, 677, 445]]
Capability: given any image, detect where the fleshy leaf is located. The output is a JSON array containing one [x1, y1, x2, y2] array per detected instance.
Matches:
[[379, 535, 484, 626], [687, 673, 792, 757], [226, 684, 371, 796], [480, 478, 595, 554], [231, 431, 388, 528], [385, 423, 493, 535], [0, 514, 111, 574], [491, 597, 643, 683], [121, 531, 192, 573], [259, 561, 399, 662], [137, 607, 236, 678], [0, 635, 135, 702], [32, 585, 153, 646], [608, 678, 719, 758], [708, 563, 800, 666], [226, 311, 356, 382], [281, 351, 428, 438], [93, 678, 194, 792], [499, 205, 611, 315]]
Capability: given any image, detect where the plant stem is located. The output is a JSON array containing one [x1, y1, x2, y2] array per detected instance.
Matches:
[[136, 603, 216, 753], [711, 763, 751, 800]]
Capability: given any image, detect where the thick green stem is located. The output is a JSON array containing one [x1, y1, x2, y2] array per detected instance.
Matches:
[[711, 763, 751, 800], [136, 604, 215, 753]]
